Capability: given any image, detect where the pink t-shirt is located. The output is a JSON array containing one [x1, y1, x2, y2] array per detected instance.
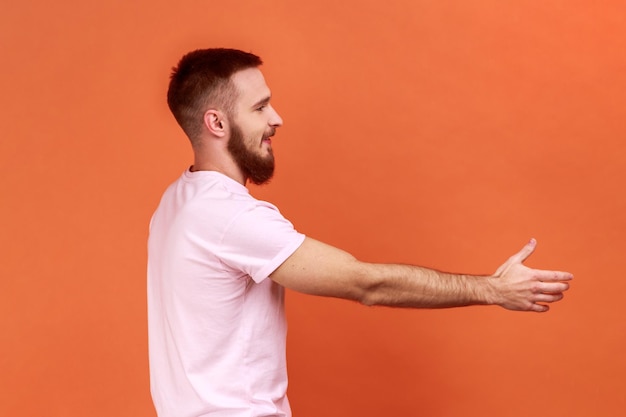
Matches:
[[147, 170, 305, 417]]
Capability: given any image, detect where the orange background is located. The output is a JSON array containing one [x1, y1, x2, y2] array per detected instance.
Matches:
[[1, 1, 625, 416]]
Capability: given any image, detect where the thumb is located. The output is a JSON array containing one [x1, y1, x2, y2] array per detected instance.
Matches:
[[516, 238, 537, 264], [494, 238, 537, 276]]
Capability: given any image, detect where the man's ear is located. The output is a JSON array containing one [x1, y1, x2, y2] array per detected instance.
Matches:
[[203, 109, 227, 137]]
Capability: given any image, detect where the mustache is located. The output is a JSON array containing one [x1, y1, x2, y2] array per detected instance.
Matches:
[[263, 128, 276, 140]]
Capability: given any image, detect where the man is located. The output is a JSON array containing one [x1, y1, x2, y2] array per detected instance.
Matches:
[[147, 48, 572, 417]]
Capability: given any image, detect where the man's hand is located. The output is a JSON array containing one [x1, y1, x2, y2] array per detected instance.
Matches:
[[488, 239, 573, 312]]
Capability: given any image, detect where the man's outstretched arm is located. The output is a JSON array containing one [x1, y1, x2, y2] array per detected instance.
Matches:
[[270, 237, 572, 312]]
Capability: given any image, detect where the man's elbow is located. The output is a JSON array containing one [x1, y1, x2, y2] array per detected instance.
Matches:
[[351, 262, 385, 307]]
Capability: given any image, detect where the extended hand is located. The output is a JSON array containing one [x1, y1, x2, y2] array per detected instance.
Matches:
[[489, 239, 573, 312]]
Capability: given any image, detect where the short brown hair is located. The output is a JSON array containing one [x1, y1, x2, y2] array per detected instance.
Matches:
[[167, 48, 263, 141]]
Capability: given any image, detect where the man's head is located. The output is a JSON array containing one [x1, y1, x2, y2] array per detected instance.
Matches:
[[168, 48, 283, 185]]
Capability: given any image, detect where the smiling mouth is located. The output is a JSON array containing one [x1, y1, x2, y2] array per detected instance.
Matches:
[[261, 129, 276, 145]]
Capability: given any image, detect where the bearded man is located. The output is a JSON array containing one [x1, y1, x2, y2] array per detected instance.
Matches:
[[147, 48, 572, 417]]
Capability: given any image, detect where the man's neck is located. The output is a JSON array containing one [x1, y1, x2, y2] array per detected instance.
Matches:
[[190, 159, 247, 186]]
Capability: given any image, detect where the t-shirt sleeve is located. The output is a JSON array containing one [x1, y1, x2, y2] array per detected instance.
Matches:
[[218, 201, 305, 283]]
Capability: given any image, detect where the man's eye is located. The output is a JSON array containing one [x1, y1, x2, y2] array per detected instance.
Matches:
[[256, 105, 266, 112]]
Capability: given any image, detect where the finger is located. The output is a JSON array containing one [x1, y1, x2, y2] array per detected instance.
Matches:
[[533, 293, 564, 303], [514, 238, 537, 264], [537, 281, 570, 293], [494, 238, 537, 276], [534, 270, 574, 282], [530, 303, 550, 313]]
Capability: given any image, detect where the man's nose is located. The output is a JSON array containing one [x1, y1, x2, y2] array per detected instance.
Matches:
[[269, 105, 283, 127]]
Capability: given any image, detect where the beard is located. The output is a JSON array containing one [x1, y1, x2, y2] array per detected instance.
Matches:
[[227, 122, 276, 185]]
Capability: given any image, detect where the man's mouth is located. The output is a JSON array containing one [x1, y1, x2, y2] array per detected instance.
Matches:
[[261, 129, 276, 145]]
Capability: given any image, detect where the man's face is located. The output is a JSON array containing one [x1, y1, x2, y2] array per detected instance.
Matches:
[[227, 68, 283, 185]]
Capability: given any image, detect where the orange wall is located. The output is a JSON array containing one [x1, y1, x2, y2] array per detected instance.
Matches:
[[1, 1, 624, 416]]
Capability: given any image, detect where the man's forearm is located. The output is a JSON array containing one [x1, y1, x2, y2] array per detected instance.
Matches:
[[358, 263, 493, 308]]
